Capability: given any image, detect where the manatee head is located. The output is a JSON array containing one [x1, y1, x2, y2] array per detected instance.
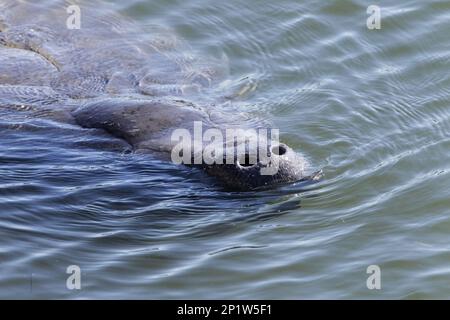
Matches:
[[201, 142, 311, 190], [176, 124, 318, 190]]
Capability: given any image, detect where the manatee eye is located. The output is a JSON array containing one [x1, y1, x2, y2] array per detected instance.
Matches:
[[272, 144, 287, 156]]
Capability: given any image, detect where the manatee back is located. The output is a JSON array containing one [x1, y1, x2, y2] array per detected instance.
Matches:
[[72, 97, 211, 152], [0, 0, 228, 99]]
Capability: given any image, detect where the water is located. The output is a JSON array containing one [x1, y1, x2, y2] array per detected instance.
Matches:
[[1, 0, 450, 299]]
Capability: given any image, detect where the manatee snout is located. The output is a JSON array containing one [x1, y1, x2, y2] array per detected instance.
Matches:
[[201, 142, 312, 190]]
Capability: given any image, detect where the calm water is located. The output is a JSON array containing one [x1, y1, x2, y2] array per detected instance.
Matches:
[[1, 0, 450, 299]]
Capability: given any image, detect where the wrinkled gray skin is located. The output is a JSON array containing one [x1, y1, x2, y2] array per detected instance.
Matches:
[[0, 1, 320, 190]]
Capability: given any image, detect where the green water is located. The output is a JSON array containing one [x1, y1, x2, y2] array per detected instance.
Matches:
[[1, 0, 450, 299]]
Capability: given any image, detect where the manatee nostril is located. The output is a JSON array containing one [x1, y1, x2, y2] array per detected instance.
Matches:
[[272, 144, 287, 156], [237, 153, 257, 168]]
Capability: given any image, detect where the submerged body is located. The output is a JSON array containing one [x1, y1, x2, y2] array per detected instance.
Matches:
[[0, 1, 319, 190]]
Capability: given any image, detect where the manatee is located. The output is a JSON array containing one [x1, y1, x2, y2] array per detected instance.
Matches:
[[0, 1, 321, 190]]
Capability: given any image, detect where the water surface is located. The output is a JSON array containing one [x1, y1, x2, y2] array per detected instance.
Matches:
[[1, 0, 450, 299]]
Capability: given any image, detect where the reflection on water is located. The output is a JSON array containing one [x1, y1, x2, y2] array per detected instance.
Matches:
[[1, 0, 450, 298]]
